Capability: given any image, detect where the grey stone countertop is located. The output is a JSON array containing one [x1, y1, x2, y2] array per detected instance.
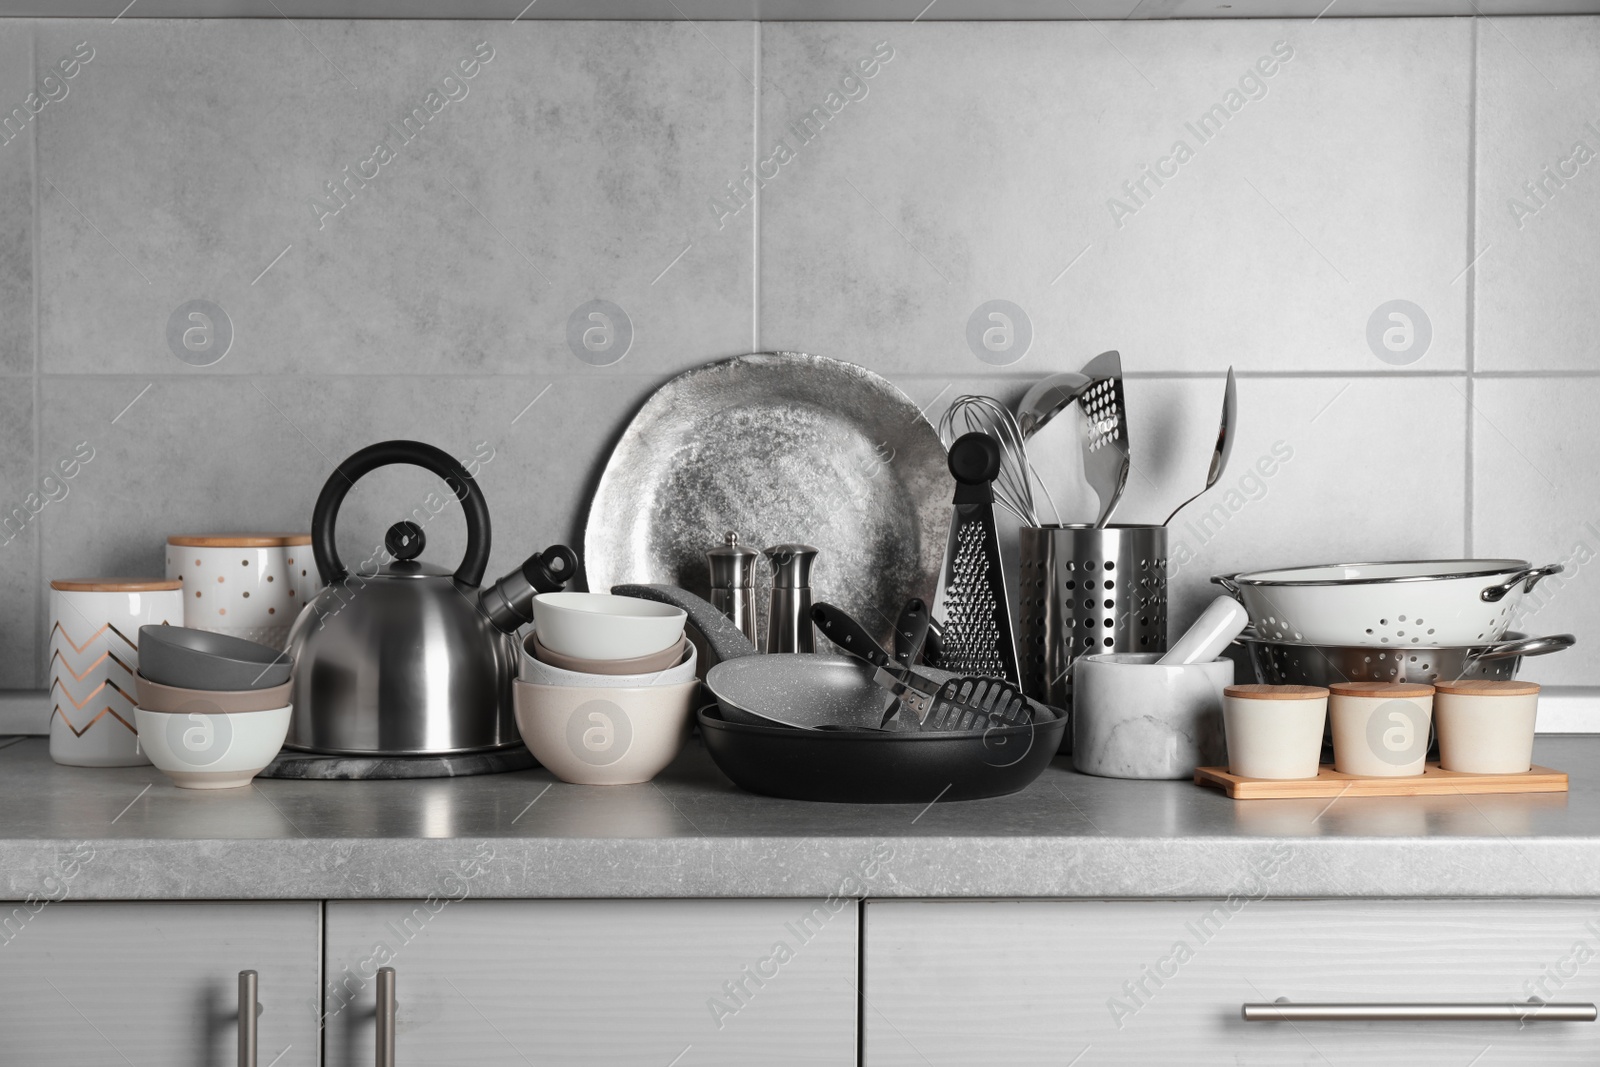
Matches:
[[3, 735, 1599, 901]]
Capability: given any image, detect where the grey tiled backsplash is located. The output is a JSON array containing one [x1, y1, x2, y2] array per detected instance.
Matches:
[[0, 17, 1595, 688]]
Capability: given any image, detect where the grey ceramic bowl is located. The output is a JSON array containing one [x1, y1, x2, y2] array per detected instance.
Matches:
[[138, 625, 292, 691]]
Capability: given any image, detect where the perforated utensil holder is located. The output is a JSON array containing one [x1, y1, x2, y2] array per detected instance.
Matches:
[[1018, 524, 1169, 751]]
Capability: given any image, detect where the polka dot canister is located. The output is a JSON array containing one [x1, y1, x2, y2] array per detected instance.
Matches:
[[165, 534, 320, 651]]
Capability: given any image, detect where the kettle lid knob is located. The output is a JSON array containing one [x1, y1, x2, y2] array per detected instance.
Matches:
[[385, 521, 426, 562]]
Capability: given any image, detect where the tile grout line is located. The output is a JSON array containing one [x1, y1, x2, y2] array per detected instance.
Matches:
[[751, 20, 761, 353], [29, 22, 42, 689], [1464, 16, 1478, 558], [28, 367, 1593, 380]]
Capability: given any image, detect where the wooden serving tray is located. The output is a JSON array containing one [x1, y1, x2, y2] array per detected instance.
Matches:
[[1194, 763, 1568, 799]]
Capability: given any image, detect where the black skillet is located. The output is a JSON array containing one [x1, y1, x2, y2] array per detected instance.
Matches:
[[613, 584, 1066, 803]]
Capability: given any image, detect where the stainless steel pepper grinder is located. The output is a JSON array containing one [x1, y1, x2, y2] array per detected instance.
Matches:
[[707, 532, 759, 644], [764, 543, 818, 653]]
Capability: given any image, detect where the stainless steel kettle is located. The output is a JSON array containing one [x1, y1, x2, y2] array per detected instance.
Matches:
[[284, 440, 576, 756]]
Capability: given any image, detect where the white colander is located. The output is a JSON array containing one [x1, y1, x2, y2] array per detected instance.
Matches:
[[1213, 560, 1563, 648]]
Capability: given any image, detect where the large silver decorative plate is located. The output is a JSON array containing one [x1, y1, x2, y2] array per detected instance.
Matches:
[[584, 352, 950, 649]]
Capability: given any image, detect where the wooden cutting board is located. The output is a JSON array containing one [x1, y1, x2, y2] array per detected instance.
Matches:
[[1194, 763, 1568, 799]]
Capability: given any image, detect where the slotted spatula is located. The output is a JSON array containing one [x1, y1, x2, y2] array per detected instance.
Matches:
[[1079, 350, 1130, 529], [812, 603, 1032, 732]]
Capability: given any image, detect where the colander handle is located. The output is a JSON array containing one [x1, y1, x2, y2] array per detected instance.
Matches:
[[1473, 633, 1576, 662], [1211, 573, 1243, 597], [1480, 563, 1564, 603]]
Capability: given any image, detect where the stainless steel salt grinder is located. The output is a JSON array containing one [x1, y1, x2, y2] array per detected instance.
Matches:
[[764, 543, 819, 653], [707, 531, 759, 644]]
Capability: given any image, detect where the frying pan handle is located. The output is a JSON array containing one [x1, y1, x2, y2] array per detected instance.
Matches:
[[811, 603, 894, 668], [1211, 573, 1243, 598], [1481, 563, 1564, 603], [610, 584, 757, 664], [1473, 633, 1575, 662]]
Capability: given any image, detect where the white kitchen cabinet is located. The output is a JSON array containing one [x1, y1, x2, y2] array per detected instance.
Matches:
[[865, 899, 1600, 1065], [324, 898, 858, 1066], [0, 900, 321, 1066]]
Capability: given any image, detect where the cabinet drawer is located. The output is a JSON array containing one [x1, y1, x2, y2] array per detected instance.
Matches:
[[865, 899, 1600, 1065], [0, 900, 321, 1067], [325, 897, 857, 1066]]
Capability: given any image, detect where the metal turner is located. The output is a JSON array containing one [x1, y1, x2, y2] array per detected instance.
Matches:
[[1078, 350, 1129, 528], [812, 602, 1032, 732]]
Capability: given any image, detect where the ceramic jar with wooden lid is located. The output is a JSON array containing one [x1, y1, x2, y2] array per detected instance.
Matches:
[[166, 534, 318, 650], [1434, 678, 1540, 774], [48, 577, 183, 767], [1329, 681, 1435, 776], [1222, 684, 1329, 779]]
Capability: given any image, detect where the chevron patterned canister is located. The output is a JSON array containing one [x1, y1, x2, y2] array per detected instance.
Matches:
[[48, 578, 183, 767]]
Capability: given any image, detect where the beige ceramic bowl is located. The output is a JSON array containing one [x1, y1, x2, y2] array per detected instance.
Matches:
[[528, 632, 690, 677], [520, 634, 697, 689], [134, 671, 292, 714], [513, 678, 699, 785], [135, 705, 290, 789]]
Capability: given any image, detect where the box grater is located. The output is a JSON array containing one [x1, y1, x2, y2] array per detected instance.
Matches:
[[935, 433, 1022, 684]]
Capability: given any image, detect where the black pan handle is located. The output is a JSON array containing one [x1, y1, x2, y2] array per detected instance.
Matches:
[[811, 603, 894, 668], [894, 598, 930, 668], [312, 440, 491, 589]]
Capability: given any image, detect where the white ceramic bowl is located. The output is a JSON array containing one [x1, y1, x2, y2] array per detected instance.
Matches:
[[135, 705, 290, 789], [519, 633, 697, 688], [531, 592, 687, 661], [513, 679, 698, 785]]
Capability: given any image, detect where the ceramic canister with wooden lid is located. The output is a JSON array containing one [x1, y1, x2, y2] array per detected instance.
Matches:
[[48, 578, 183, 767], [1434, 678, 1540, 774], [1222, 684, 1329, 780], [1329, 681, 1435, 777], [166, 534, 319, 651]]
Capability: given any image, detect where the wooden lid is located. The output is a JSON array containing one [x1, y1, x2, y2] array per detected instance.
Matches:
[[1225, 684, 1329, 700], [167, 533, 311, 547], [1434, 678, 1541, 696], [50, 578, 182, 592], [1329, 681, 1434, 697]]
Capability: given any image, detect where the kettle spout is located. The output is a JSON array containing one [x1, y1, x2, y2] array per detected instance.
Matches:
[[479, 544, 579, 633]]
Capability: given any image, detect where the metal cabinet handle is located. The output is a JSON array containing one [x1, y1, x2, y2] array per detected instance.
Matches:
[[1243, 999, 1598, 1022], [238, 970, 262, 1067], [376, 966, 397, 1067]]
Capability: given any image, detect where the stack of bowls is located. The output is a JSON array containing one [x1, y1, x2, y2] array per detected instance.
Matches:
[[515, 593, 696, 785], [133, 626, 293, 789]]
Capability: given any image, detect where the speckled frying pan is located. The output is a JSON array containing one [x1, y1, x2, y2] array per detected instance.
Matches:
[[613, 583, 1068, 802], [611, 583, 893, 731]]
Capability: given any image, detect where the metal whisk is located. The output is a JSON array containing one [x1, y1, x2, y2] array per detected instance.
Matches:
[[937, 395, 1058, 527]]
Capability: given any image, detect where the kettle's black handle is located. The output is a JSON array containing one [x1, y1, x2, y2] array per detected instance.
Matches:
[[311, 440, 492, 589]]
